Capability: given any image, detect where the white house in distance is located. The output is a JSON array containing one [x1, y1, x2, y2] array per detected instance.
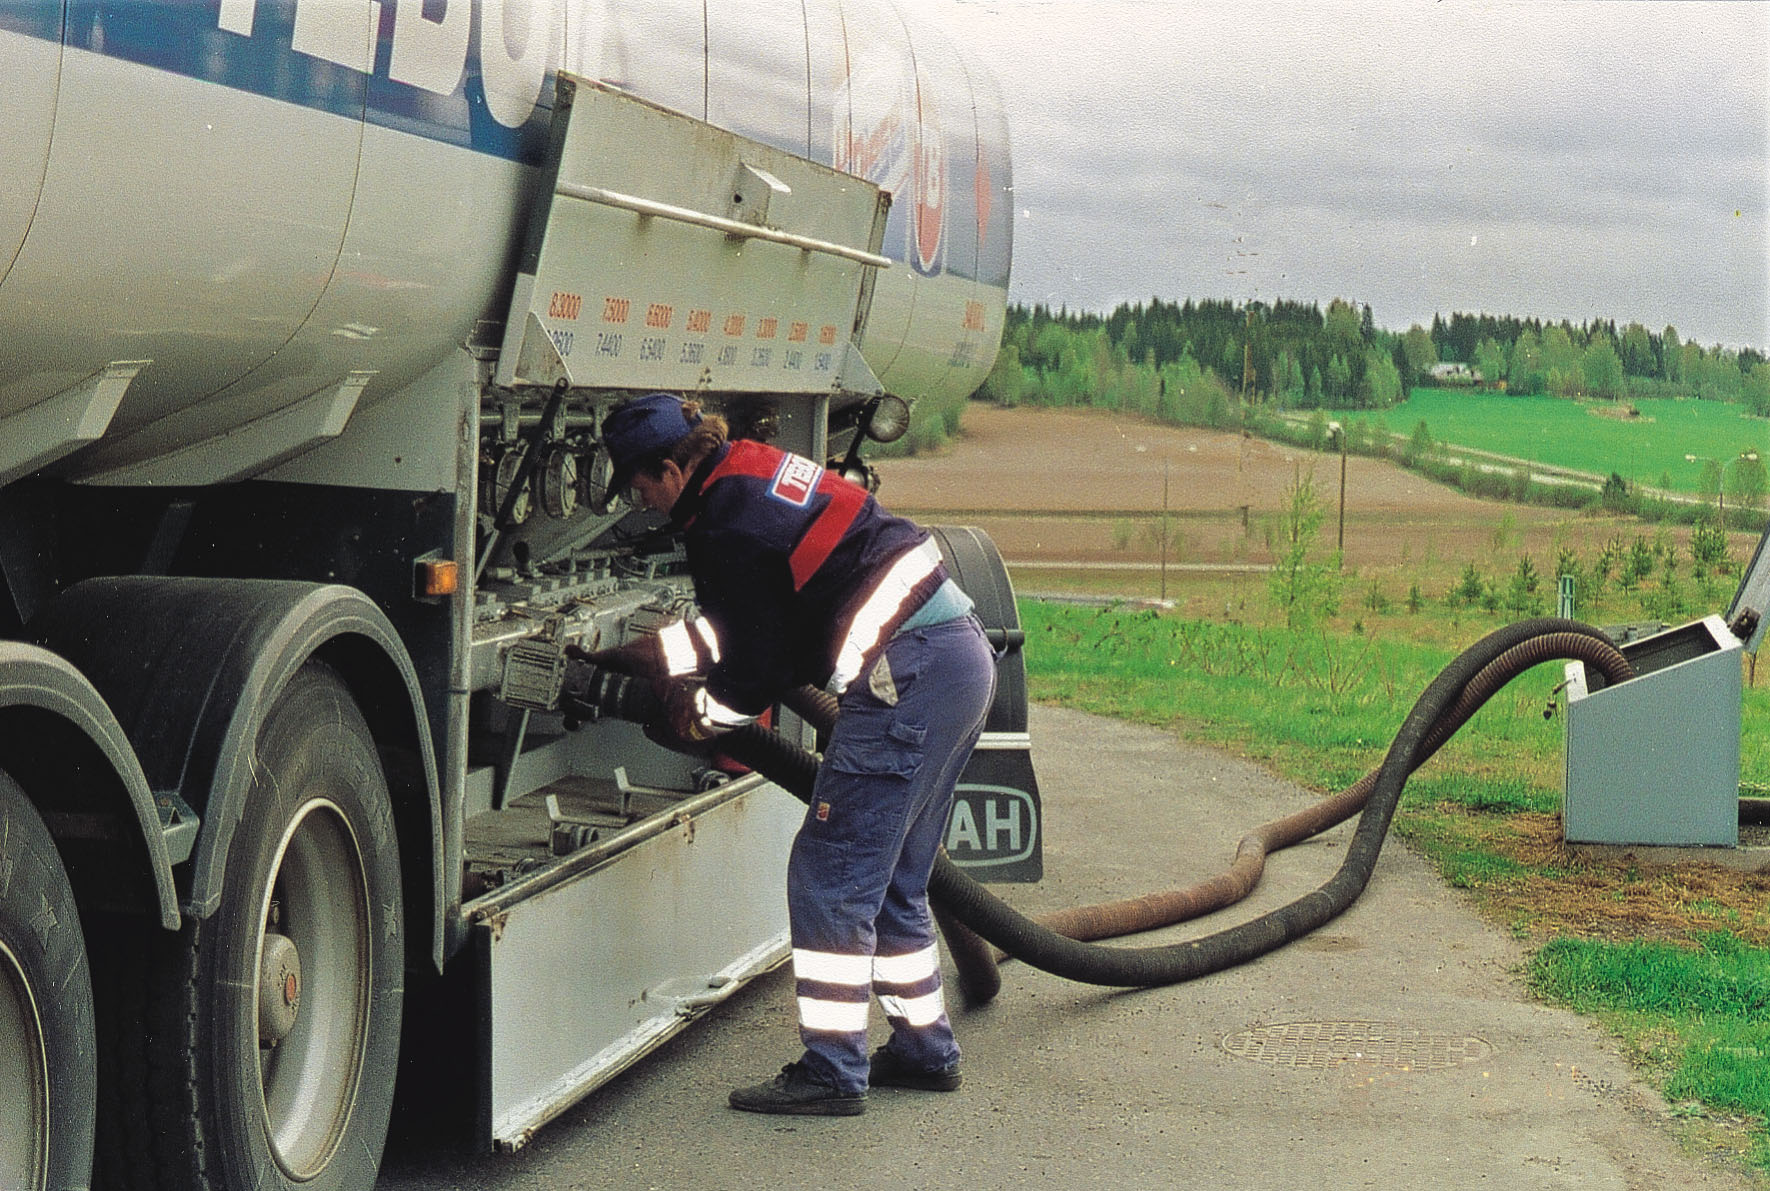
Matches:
[[1429, 362, 1480, 385]]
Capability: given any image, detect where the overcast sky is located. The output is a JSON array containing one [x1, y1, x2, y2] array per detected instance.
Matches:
[[904, 0, 1768, 350]]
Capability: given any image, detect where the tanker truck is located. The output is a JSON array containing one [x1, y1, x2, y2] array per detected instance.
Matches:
[[0, 3, 1034, 1187]]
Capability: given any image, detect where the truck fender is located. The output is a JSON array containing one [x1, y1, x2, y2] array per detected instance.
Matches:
[[0, 641, 180, 930], [32, 576, 446, 970]]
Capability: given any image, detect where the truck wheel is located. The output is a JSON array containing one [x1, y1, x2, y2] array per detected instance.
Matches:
[[94, 663, 402, 1191], [0, 770, 97, 1191]]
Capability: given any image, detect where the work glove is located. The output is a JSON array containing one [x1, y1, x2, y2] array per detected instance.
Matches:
[[652, 677, 730, 751]]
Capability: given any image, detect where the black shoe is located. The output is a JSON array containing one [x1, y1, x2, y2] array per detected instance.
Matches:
[[868, 1046, 963, 1092], [729, 1062, 867, 1116]]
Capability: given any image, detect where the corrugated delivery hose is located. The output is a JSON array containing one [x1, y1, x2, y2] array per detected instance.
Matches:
[[572, 618, 1632, 1002]]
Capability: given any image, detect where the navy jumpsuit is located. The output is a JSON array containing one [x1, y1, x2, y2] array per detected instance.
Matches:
[[667, 439, 996, 1092]]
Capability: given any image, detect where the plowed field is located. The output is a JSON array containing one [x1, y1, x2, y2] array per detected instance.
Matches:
[[875, 404, 1730, 611]]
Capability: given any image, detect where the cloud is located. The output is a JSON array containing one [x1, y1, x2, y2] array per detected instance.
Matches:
[[905, 0, 1768, 346]]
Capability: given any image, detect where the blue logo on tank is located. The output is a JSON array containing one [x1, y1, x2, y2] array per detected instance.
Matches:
[[3, 1, 553, 163]]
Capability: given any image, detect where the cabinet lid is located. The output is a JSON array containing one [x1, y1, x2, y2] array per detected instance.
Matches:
[[1724, 519, 1770, 653]]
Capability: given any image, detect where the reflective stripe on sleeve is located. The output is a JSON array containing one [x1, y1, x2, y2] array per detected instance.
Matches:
[[697, 685, 756, 731], [657, 620, 700, 677], [827, 540, 942, 695], [798, 996, 871, 1033], [871, 945, 940, 986], [691, 615, 722, 663], [793, 948, 872, 987], [877, 988, 947, 1028]]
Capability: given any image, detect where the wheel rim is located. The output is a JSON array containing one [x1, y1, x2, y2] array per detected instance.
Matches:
[[0, 939, 49, 1191], [253, 799, 372, 1180]]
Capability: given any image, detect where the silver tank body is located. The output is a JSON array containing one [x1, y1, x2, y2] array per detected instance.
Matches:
[[0, 0, 1012, 482]]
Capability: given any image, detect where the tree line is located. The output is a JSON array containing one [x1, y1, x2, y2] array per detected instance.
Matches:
[[1416, 311, 1768, 406], [984, 298, 1770, 414]]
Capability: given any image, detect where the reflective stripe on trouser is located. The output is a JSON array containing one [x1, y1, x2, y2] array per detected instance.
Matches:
[[787, 615, 996, 1093], [873, 944, 947, 1027]]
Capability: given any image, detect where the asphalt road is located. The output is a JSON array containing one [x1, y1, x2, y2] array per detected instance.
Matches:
[[377, 705, 1753, 1191]]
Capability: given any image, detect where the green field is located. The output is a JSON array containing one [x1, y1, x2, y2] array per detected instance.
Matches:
[[1324, 389, 1770, 495]]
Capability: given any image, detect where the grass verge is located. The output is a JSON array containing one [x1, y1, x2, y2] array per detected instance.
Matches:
[[1529, 935, 1770, 1169]]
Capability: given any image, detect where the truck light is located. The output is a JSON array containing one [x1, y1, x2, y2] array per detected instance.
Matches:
[[414, 558, 460, 598], [863, 394, 911, 444]]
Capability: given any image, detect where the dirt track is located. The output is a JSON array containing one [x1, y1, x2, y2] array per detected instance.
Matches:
[[878, 404, 1495, 517]]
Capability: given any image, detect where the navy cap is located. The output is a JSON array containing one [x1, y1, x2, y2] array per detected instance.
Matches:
[[601, 393, 700, 493]]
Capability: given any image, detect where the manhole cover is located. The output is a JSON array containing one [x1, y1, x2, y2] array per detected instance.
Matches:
[[1221, 1021, 1492, 1071]]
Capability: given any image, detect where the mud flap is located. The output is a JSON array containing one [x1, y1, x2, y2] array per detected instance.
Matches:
[[928, 526, 1042, 882]]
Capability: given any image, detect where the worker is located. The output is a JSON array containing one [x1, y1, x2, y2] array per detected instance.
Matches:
[[595, 391, 995, 1116]]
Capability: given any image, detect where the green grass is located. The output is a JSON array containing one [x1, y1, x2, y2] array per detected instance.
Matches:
[[1529, 935, 1770, 1018], [1323, 388, 1770, 494], [1529, 936, 1770, 1164], [1021, 599, 1570, 787], [1022, 595, 1770, 815], [1411, 772, 1556, 815]]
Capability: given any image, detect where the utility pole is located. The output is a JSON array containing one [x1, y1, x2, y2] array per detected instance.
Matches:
[[1160, 459, 1170, 601], [1338, 436, 1347, 559], [1329, 421, 1346, 565]]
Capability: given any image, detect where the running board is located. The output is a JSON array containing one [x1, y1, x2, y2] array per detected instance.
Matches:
[[469, 776, 803, 1151]]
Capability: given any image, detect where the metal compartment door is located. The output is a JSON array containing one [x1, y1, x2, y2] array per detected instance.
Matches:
[[494, 74, 889, 401], [480, 779, 804, 1149]]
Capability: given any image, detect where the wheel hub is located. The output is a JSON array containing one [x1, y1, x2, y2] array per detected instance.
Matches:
[[0, 941, 48, 1191], [257, 931, 301, 1046], [254, 796, 374, 1181]]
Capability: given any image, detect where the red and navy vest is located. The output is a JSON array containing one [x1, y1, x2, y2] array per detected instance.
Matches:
[[671, 440, 941, 715]]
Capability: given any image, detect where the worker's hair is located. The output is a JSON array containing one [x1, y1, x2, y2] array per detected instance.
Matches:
[[633, 399, 729, 480]]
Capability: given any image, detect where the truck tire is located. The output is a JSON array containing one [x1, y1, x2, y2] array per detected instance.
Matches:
[[0, 770, 97, 1191], [93, 663, 402, 1191]]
